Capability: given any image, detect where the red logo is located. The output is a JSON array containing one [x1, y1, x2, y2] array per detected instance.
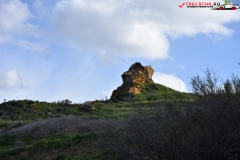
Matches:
[[179, 2, 185, 8]]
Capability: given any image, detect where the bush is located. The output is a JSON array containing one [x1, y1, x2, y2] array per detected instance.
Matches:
[[78, 104, 95, 112], [190, 68, 240, 159], [53, 154, 67, 160], [99, 103, 200, 160], [99, 69, 240, 160], [7, 147, 25, 156]]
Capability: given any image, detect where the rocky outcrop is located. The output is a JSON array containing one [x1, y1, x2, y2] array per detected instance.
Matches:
[[110, 62, 154, 101]]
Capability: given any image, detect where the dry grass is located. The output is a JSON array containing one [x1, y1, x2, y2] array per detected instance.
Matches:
[[3, 115, 125, 138]]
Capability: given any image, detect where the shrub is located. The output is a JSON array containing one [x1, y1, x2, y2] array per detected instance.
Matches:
[[53, 154, 67, 160], [78, 104, 95, 112], [99, 69, 240, 160], [99, 103, 200, 160], [7, 147, 25, 156]]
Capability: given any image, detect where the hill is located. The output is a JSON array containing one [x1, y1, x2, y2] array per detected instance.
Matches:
[[0, 62, 200, 159], [0, 63, 196, 121]]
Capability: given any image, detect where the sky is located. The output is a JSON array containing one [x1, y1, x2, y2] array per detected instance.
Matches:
[[0, 0, 240, 103]]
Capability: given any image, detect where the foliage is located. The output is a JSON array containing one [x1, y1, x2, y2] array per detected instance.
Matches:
[[0, 68, 239, 159], [133, 81, 197, 102], [99, 69, 240, 160]]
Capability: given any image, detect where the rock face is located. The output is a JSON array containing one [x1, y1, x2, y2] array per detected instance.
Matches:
[[110, 62, 154, 101]]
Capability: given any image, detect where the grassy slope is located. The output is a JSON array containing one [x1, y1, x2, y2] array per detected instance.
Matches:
[[133, 80, 196, 102], [0, 83, 197, 159]]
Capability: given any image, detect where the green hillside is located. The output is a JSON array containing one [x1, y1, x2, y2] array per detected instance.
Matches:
[[0, 71, 239, 160], [0, 83, 198, 159], [0, 81, 197, 121], [133, 80, 196, 102]]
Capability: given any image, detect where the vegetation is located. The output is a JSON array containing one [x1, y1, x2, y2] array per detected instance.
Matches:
[[133, 80, 196, 102], [0, 68, 239, 159], [99, 69, 240, 160]]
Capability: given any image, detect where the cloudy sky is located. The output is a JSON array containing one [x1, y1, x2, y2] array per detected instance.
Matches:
[[1, 0, 240, 103]]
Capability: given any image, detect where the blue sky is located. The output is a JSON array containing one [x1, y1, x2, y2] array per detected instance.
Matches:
[[0, 0, 240, 103]]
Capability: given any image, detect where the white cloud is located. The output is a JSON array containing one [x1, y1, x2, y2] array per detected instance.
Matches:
[[18, 40, 48, 51], [101, 86, 118, 99], [153, 72, 188, 92], [179, 64, 185, 69], [51, 0, 240, 60], [34, 0, 45, 13], [0, 0, 30, 29], [33, 0, 49, 18], [0, 0, 30, 42], [0, 0, 48, 51], [0, 69, 25, 89]]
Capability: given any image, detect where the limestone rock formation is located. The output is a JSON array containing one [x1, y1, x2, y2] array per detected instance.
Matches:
[[110, 62, 154, 101]]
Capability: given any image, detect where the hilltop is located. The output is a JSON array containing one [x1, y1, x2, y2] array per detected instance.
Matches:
[[111, 62, 155, 101], [0, 62, 196, 121], [110, 62, 195, 102]]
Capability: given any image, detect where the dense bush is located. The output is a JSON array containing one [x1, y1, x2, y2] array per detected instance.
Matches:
[[99, 69, 240, 160]]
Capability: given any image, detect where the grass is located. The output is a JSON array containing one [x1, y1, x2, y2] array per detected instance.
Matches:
[[0, 97, 228, 159], [133, 81, 197, 102], [0, 81, 198, 159], [1, 67, 239, 159], [0, 132, 101, 159], [0, 98, 195, 159], [0, 103, 141, 159]]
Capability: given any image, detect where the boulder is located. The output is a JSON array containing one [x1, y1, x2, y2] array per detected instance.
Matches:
[[111, 62, 154, 101]]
